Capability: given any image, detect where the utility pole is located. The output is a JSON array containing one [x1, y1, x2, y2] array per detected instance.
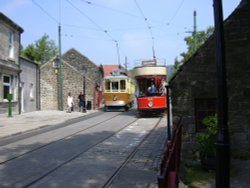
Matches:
[[186, 10, 197, 53], [58, 24, 64, 111], [116, 42, 121, 66], [124, 56, 128, 71], [193, 10, 197, 52], [213, 0, 230, 187]]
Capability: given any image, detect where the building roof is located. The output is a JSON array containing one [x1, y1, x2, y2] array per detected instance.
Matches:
[[102, 65, 121, 77], [0, 12, 24, 33]]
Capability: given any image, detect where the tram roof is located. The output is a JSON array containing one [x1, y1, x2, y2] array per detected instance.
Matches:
[[133, 66, 167, 77], [104, 75, 129, 79], [134, 58, 166, 68]]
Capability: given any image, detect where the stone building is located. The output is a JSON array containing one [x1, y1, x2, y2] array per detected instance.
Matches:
[[0, 12, 23, 115], [19, 56, 39, 113], [169, 0, 250, 159], [40, 48, 103, 111]]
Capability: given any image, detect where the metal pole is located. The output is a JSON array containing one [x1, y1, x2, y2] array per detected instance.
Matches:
[[58, 24, 64, 111], [166, 85, 171, 141], [212, 0, 230, 187], [116, 42, 121, 66], [193, 10, 197, 52], [84, 75, 86, 110]]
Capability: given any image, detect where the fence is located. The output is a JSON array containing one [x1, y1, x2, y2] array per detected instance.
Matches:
[[157, 118, 182, 188]]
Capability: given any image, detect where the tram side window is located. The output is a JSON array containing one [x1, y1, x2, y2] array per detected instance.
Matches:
[[120, 80, 126, 91], [112, 81, 118, 91], [105, 80, 111, 91]]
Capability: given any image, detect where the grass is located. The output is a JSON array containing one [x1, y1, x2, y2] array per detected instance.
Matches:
[[181, 163, 215, 188]]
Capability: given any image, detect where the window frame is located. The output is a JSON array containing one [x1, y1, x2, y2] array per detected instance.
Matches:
[[8, 30, 14, 59], [3, 75, 11, 100], [195, 98, 217, 132]]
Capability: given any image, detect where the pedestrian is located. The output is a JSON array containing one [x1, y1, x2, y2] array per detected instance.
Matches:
[[147, 82, 157, 95], [67, 92, 74, 113], [78, 92, 85, 112]]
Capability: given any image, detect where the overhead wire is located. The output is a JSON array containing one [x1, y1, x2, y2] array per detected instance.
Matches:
[[81, 0, 141, 19], [166, 0, 185, 25], [32, 0, 59, 24], [66, 0, 124, 66], [134, 0, 156, 59]]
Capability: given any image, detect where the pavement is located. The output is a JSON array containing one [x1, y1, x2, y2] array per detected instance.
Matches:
[[0, 110, 97, 139], [0, 110, 249, 187]]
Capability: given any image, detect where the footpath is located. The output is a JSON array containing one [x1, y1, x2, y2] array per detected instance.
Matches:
[[0, 110, 97, 139]]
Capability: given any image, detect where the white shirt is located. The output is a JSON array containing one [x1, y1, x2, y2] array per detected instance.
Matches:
[[67, 96, 73, 107]]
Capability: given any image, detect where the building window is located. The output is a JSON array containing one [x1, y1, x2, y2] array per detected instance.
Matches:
[[3, 75, 11, 100], [195, 98, 216, 132], [29, 83, 34, 100], [8, 30, 14, 59]]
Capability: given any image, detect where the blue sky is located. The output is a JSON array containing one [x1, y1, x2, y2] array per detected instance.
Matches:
[[1, 0, 241, 68]]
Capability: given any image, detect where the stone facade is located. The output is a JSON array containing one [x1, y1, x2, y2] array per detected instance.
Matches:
[[40, 48, 103, 111], [0, 12, 23, 115], [19, 57, 39, 113], [169, 0, 250, 159]]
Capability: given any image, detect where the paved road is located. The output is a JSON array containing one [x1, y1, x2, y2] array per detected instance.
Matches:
[[0, 110, 168, 188], [0, 110, 249, 187]]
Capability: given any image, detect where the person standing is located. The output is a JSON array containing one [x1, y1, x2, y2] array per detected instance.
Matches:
[[78, 92, 85, 112], [67, 92, 74, 113]]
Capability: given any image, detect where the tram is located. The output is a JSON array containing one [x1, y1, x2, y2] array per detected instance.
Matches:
[[133, 59, 167, 116], [104, 69, 135, 111]]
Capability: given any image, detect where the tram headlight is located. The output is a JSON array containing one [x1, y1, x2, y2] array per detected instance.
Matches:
[[113, 95, 117, 101], [148, 101, 153, 108]]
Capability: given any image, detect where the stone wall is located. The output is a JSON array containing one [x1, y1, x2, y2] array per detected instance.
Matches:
[[40, 59, 59, 110], [20, 57, 39, 113], [170, 0, 250, 159], [40, 48, 103, 111]]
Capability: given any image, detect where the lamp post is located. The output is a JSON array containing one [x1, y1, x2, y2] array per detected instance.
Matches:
[[165, 84, 171, 141], [212, 0, 230, 187], [80, 65, 87, 112]]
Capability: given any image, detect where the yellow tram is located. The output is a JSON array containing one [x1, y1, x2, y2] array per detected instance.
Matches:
[[104, 69, 135, 111]]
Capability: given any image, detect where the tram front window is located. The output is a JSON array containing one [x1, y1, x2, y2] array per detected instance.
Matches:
[[112, 82, 119, 91]]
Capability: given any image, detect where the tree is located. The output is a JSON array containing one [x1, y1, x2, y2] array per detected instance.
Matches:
[[173, 26, 214, 71], [22, 34, 58, 64]]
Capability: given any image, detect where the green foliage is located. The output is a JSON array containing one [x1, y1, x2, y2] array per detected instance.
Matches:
[[21, 34, 58, 64], [182, 163, 214, 188], [172, 26, 214, 74], [196, 114, 218, 156]]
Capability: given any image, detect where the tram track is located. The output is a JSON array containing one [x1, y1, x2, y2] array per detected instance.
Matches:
[[101, 116, 163, 188], [22, 116, 139, 188], [25, 116, 164, 188], [0, 110, 106, 146], [0, 111, 165, 187], [0, 111, 123, 164]]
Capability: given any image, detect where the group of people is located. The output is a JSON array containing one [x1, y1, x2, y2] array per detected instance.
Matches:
[[67, 92, 86, 113], [147, 79, 166, 96]]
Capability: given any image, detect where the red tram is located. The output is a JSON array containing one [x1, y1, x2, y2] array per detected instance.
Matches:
[[133, 59, 167, 116]]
